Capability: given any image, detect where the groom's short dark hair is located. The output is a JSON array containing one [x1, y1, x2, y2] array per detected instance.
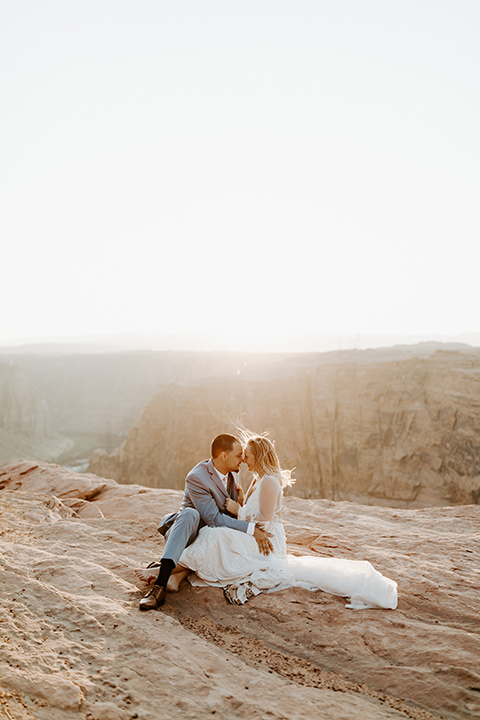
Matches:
[[211, 433, 240, 458]]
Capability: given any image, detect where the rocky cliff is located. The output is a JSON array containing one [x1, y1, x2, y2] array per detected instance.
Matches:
[[0, 460, 478, 720], [0, 360, 50, 436], [0, 350, 296, 467], [0, 360, 71, 466], [89, 349, 480, 507]]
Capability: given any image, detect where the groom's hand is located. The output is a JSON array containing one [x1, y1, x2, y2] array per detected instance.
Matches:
[[225, 498, 240, 516], [254, 525, 273, 555]]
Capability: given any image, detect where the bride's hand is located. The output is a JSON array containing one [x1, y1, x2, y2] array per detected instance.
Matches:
[[225, 498, 240, 516], [254, 525, 273, 555], [235, 484, 245, 506]]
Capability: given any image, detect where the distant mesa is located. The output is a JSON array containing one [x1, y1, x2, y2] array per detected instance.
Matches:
[[89, 347, 480, 508], [2, 343, 480, 508]]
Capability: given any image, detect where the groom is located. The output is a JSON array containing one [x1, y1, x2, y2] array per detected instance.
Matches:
[[139, 433, 273, 610]]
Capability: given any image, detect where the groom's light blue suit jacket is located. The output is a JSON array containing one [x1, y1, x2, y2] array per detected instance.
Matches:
[[159, 459, 250, 536]]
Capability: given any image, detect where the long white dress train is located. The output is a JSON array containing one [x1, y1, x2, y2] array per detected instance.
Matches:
[[179, 474, 398, 609]]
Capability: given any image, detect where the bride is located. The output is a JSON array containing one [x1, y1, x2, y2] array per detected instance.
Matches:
[[141, 431, 398, 609]]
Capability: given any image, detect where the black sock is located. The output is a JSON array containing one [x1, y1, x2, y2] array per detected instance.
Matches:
[[154, 558, 175, 588]]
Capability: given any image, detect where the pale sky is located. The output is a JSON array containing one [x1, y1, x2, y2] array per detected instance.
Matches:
[[1, 1, 479, 352]]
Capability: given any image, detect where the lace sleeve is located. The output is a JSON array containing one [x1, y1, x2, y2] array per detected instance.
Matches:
[[257, 475, 282, 523]]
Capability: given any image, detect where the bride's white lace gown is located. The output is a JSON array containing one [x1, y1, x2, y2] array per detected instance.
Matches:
[[179, 474, 398, 609]]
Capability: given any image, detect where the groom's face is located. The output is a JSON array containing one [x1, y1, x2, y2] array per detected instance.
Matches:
[[225, 442, 244, 472]]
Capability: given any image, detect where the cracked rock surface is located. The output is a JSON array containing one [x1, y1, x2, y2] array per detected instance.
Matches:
[[0, 461, 479, 720]]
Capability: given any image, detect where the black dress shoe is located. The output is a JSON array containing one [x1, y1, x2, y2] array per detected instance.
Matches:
[[139, 585, 166, 610]]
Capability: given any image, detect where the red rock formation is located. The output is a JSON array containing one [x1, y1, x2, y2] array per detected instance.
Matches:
[[0, 460, 478, 720], [90, 349, 480, 507]]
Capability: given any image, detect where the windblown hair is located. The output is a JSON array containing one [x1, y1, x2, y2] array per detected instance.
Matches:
[[236, 426, 294, 487], [211, 433, 240, 459]]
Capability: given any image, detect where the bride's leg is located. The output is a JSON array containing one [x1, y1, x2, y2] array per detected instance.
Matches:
[[167, 566, 191, 592], [134, 563, 160, 585], [135, 560, 190, 586]]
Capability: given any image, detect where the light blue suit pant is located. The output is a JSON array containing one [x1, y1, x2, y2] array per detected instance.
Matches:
[[162, 507, 201, 566]]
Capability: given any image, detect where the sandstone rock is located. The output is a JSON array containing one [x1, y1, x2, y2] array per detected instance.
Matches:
[[0, 343, 458, 469], [0, 461, 478, 720], [0, 360, 69, 466], [0, 460, 117, 500], [0, 361, 51, 436], [89, 349, 480, 508]]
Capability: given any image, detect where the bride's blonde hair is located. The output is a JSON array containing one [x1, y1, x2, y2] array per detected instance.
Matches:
[[236, 426, 294, 488]]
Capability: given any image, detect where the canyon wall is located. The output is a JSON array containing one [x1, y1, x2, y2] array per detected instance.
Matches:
[[0, 361, 51, 436], [0, 360, 70, 464], [0, 350, 293, 466], [89, 349, 480, 507]]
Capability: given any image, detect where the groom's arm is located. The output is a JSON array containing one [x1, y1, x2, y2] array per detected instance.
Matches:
[[186, 474, 251, 532]]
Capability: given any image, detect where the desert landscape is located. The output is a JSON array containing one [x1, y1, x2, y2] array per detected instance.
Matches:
[[89, 347, 480, 507], [1, 344, 480, 719], [0, 460, 479, 720], [3, 343, 480, 507], [3, 1, 480, 717]]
